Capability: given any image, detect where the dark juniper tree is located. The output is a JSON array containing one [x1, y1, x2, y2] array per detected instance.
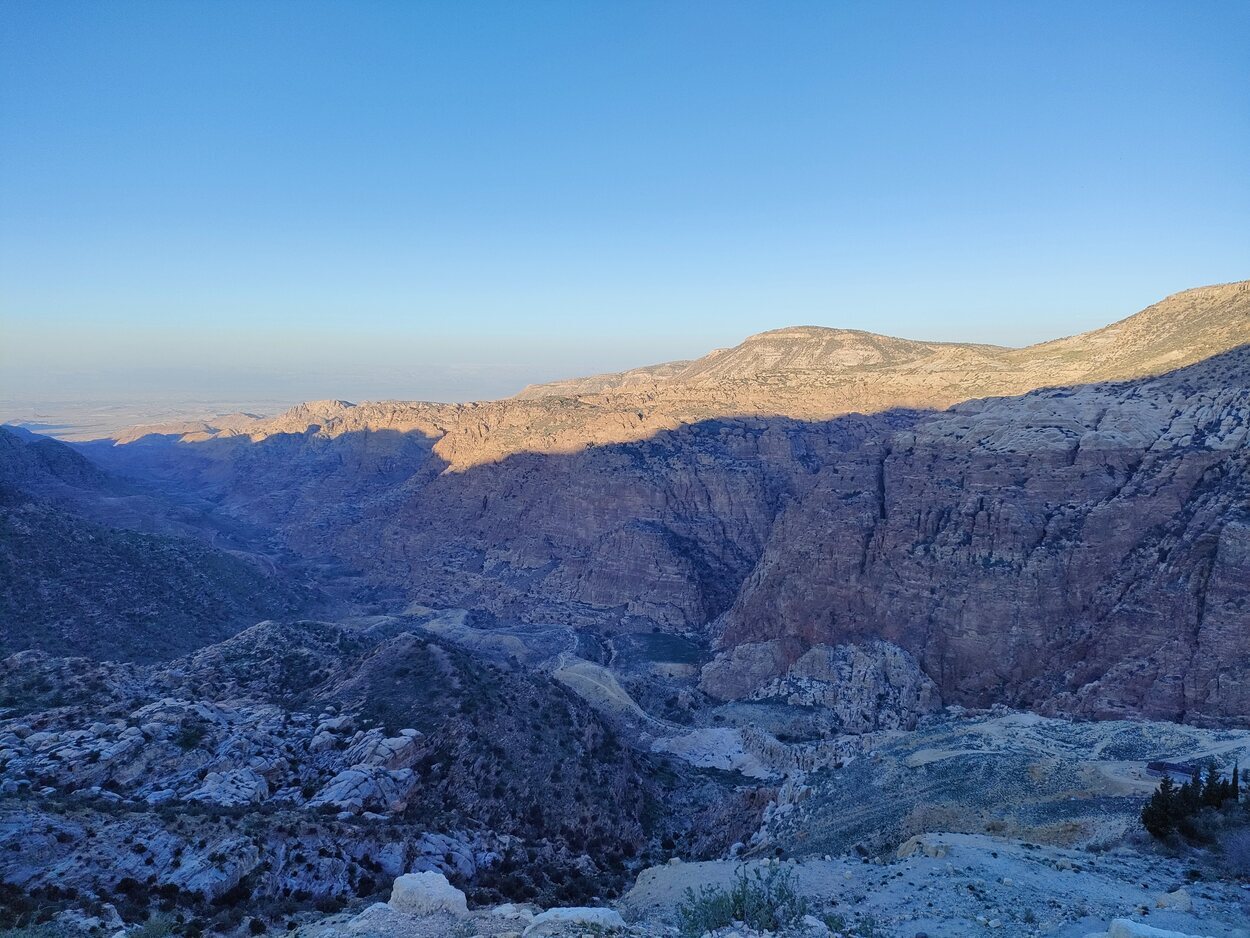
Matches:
[[1141, 774, 1178, 839], [1202, 762, 1226, 808]]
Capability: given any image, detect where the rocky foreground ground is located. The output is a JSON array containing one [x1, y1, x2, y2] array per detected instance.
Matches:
[[289, 832, 1250, 938], [8, 650, 1250, 937]]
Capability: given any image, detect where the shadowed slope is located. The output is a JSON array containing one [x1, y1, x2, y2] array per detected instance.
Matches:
[[0, 428, 314, 661]]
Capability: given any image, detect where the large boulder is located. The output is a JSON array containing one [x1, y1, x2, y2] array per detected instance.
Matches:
[[375, 842, 407, 878], [1153, 888, 1192, 912], [342, 728, 422, 769], [387, 871, 467, 916], [895, 834, 948, 860]]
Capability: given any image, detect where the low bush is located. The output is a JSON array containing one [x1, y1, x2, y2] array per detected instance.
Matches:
[[1219, 827, 1250, 876], [676, 864, 808, 938], [128, 915, 174, 938]]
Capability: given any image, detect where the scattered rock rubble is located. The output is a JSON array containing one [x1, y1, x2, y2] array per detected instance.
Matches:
[[293, 833, 1249, 938]]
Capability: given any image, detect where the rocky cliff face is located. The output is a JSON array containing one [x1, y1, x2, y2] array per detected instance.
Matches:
[[92, 411, 914, 631], [711, 346, 1250, 724], [702, 641, 941, 732]]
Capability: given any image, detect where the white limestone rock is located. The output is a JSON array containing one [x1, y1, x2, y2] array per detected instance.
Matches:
[[308, 730, 337, 752], [307, 765, 416, 812], [343, 729, 422, 769], [387, 871, 467, 916], [186, 768, 269, 806], [490, 903, 536, 924], [410, 832, 479, 878]]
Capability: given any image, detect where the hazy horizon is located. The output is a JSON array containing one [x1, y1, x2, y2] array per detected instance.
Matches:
[[4, 275, 1247, 440], [4, 275, 1250, 438]]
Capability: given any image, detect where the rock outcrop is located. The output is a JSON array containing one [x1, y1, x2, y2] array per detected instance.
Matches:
[[701, 641, 941, 732], [524, 906, 627, 935], [388, 871, 467, 916]]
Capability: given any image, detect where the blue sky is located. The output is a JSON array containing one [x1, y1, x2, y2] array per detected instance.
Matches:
[[2, 0, 1248, 404]]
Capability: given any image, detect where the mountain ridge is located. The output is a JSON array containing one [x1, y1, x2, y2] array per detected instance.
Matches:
[[513, 279, 1250, 401], [99, 280, 1249, 473], [100, 281, 1250, 467]]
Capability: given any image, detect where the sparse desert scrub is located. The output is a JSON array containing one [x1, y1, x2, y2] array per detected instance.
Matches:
[[127, 915, 175, 938], [1218, 827, 1250, 876], [676, 864, 808, 938]]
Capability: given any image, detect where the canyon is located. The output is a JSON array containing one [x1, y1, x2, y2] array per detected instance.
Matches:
[[3, 280, 1250, 936], [64, 280, 1250, 723]]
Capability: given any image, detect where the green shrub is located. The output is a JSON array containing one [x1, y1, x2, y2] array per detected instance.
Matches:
[[822, 912, 848, 931], [676, 864, 808, 938], [129, 914, 175, 938]]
